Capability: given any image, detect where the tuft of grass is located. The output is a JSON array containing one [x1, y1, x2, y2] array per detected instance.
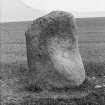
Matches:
[[84, 60, 105, 77]]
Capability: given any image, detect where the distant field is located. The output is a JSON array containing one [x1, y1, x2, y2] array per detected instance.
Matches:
[[1, 17, 105, 63]]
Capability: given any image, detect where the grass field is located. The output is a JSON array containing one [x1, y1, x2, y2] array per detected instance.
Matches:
[[1, 17, 105, 105]]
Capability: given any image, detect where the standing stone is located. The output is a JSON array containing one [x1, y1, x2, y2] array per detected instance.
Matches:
[[25, 11, 85, 90]]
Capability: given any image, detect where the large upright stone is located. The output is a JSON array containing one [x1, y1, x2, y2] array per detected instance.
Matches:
[[25, 11, 85, 90]]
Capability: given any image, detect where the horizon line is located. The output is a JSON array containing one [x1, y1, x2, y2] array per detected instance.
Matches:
[[1, 16, 105, 23]]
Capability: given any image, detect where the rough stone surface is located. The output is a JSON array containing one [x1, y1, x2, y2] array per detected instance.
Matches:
[[25, 11, 85, 90]]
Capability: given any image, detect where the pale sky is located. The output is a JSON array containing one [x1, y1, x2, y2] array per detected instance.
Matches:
[[1, 0, 105, 22]]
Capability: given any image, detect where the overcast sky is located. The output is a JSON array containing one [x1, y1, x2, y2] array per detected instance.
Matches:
[[1, 0, 105, 22]]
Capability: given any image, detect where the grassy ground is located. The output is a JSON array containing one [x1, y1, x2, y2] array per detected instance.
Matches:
[[0, 61, 105, 105]]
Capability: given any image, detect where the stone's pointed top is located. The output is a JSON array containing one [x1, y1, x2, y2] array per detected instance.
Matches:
[[30, 11, 77, 39], [45, 11, 74, 18], [41, 11, 77, 30]]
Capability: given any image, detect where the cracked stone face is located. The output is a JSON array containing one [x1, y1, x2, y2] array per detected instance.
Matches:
[[25, 11, 86, 89]]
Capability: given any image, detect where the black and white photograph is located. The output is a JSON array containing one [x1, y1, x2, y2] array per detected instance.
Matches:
[[0, 0, 105, 104]]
